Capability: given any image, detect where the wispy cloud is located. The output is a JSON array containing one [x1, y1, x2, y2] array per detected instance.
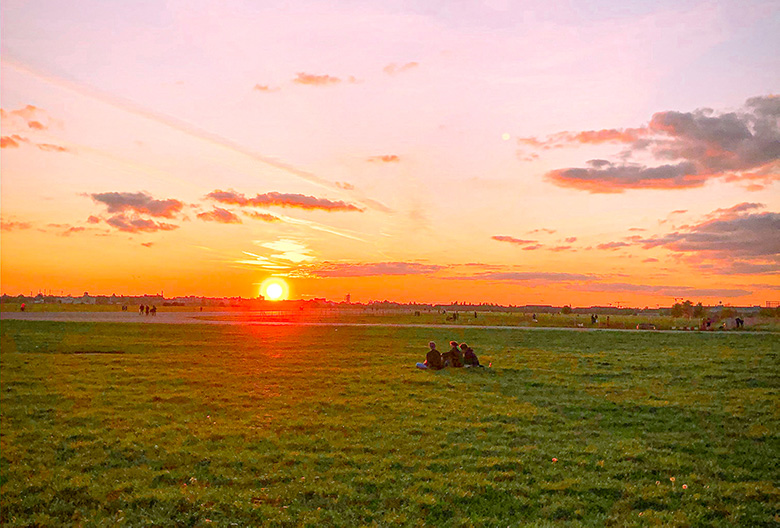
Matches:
[[596, 241, 629, 250], [576, 282, 751, 298], [383, 62, 419, 75], [0, 219, 33, 231], [253, 84, 279, 93], [245, 211, 281, 222], [302, 261, 444, 278], [207, 190, 362, 212], [367, 155, 400, 163], [492, 235, 537, 245], [450, 271, 598, 282], [293, 72, 351, 86]]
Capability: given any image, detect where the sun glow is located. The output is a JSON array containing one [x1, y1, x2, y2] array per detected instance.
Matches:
[[261, 278, 289, 301]]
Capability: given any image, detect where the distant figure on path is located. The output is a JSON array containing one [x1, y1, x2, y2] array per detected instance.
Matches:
[[151, 305, 157, 316], [139, 304, 145, 315], [20, 303, 26, 312], [441, 341, 464, 367], [460, 343, 482, 367], [145, 305, 150, 316], [417, 341, 443, 370], [735, 317, 744, 328]]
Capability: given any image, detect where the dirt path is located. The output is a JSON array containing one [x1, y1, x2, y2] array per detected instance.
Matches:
[[1, 310, 772, 334]]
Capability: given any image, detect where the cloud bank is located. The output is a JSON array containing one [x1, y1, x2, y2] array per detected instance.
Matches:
[[527, 95, 779, 192]]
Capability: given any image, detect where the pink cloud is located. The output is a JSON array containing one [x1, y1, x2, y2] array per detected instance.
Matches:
[[492, 235, 537, 245], [207, 190, 362, 212], [197, 207, 242, 224], [0, 220, 33, 231], [91, 191, 184, 218], [293, 72, 341, 86], [367, 155, 400, 163], [245, 211, 281, 222], [596, 242, 629, 250], [106, 215, 179, 233], [383, 62, 419, 75]]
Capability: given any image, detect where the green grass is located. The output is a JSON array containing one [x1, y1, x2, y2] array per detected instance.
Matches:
[[1, 320, 778, 526]]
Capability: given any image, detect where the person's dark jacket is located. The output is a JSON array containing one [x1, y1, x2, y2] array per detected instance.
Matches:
[[426, 348, 443, 370], [442, 345, 464, 367], [463, 346, 480, 367]]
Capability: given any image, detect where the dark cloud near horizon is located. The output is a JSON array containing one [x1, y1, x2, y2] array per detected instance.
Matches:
[[576, 282, 751, 298], [451, 271, 598, 282], [91, 191, 184, 218], [207, 189, 362, 212], [632, 205, 779, 275], [640, 212, 779, 258], [536, 95, 780, 192]]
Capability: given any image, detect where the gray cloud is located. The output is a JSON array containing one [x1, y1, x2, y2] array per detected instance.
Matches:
[[577, 282, 751, 298], [640, 212, 780, 258], [597, 241, 630, 250], [106, 215, 179, 233], [538, 96, 780, 192], [91, 191, 184, 218]]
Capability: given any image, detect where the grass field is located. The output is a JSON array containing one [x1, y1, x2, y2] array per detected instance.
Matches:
[[1, 320, 778, 526]]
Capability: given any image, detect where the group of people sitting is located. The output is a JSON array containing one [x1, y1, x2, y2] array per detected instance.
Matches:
[[416, 341, 483, 370]]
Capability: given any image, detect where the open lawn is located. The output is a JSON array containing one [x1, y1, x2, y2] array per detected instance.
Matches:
[[1, 320, 778, 526]]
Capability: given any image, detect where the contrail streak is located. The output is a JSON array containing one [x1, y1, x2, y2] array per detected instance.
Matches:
[[4, 56, 392, 213]]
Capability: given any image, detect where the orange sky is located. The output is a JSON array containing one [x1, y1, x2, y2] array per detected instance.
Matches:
[[1, 1, 778, 307]]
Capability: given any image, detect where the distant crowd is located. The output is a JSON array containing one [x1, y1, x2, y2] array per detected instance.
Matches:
[[139, 304, 157, 316], [416, 341, 486, 370]]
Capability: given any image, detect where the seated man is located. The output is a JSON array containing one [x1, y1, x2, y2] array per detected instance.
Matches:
[[416, 341, 443, 370], [441, 341, 464, 368], [460, 343, 481, 367]]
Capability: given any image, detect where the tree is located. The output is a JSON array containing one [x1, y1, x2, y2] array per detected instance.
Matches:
[[693, 302, 706, 318], [561, 305, 572, 314]]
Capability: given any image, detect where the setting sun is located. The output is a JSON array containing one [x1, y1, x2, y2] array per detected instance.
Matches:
[[266, 283, 282, 300], [261, 278, 289, 301]]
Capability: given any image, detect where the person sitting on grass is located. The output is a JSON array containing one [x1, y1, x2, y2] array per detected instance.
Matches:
[[460, 343, 482, 367], [416, 341, 443, 370], [441, 341, 464, 368]]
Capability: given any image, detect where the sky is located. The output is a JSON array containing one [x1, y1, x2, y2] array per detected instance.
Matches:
[[1, 0, 778, 307]]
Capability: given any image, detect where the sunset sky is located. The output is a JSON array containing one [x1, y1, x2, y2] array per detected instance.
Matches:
[[1, 0, 778, 307]]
